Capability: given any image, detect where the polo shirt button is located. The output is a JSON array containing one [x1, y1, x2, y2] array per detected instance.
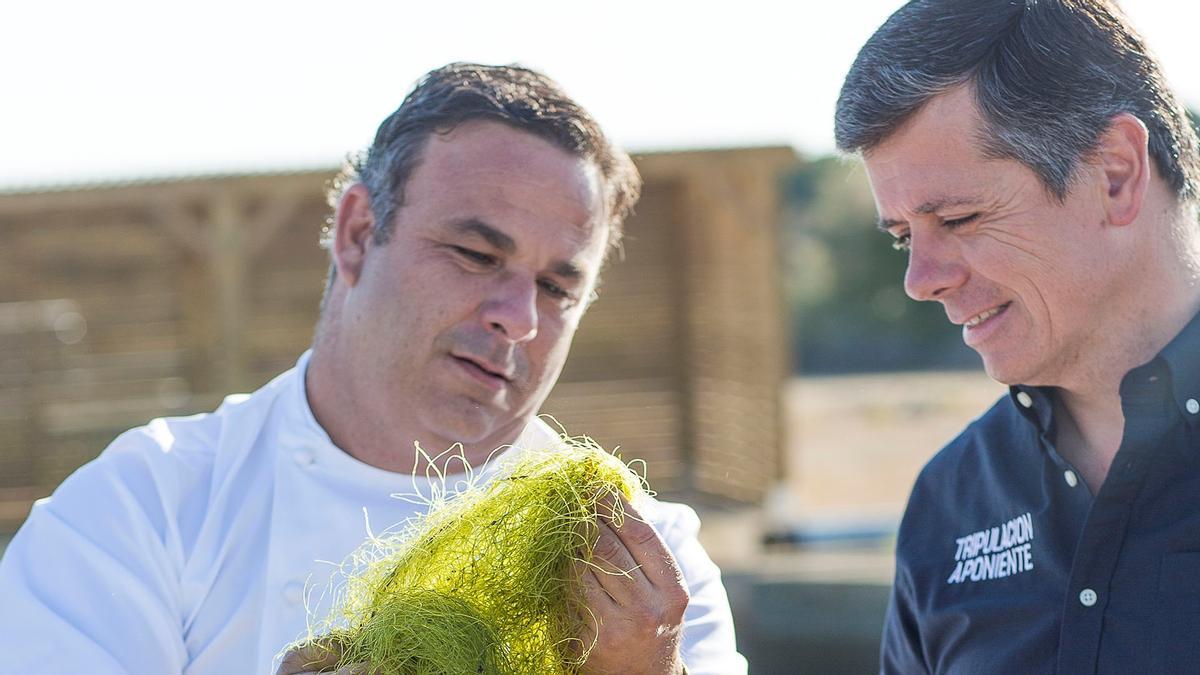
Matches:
[[283, 580, 304, 605], [1064, 470, 1079, 488], [1017, 392, 1034, 408], [292, 449, 315, 467], [1187, 398, 1199, 415], [1079, 588, 1098, 607]]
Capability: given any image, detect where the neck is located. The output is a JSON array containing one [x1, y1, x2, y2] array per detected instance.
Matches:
[[305, 326, 523, 476], [1052, 208, 1200, 490], [1052, 387, 1123, 493]]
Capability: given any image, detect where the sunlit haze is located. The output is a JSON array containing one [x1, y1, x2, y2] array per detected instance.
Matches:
[[3, 1, 1198, 187]]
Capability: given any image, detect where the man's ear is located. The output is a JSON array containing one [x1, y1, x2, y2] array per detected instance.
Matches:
[[332, 183, 376, 287], [1096, 113, 1150, 227]]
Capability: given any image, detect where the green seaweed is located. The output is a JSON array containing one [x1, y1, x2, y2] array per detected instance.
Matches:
[[301, 434, 649, 674]]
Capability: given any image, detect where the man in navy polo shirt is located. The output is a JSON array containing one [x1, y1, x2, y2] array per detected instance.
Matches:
[[836, 1, 1200, 672]]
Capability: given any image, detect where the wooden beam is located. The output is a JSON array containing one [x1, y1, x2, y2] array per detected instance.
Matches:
[[246, 191, 304, 258], [150, 199, 208, 255], [209, 191, 248, 392]]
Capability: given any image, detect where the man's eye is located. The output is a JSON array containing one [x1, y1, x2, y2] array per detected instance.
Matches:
[[891, 233, 912, 252], [943, 214, 979, 228], [538, 278, 571, 301], [452, 246, 498, 266]]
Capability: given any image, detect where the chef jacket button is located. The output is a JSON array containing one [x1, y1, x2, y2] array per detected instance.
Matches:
[[1186, 398, 1199, 415], [1064, 470, 1078, 488], [1079, 588, 1098, 607], [1017, 392, 1034, 408], [283, 580, 304, 605], [292, 449, 315, 467]]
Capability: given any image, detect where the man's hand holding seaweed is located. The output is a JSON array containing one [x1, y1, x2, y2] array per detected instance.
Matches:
[[574, 496, 689, 675]]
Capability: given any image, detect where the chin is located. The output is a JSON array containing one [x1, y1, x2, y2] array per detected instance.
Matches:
[[977, 349, 1028, 386], [980, 351, 1049, 387], [982, 366, 1020, 386], [427, 402, 513, 446], [433, 418, 495, 447]]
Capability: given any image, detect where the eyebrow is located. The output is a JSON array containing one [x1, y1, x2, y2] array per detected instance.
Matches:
[[451, 218, 516, 254], [550, 260, 583, 281], [876, 196, 984, 231], [449, 217, 584, 281]]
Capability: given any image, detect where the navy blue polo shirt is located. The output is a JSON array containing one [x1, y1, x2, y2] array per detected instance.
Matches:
[[881, 310, 1200, 674]]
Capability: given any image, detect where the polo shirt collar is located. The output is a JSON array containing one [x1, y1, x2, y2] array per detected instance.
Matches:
[[1008, 384, 1054, 434], [1008, 308, 1200, 434], [1159, 308, 1200, 424]]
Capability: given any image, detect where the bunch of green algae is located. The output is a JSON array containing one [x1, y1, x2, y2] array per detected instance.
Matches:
[[302, 435, 649, 674]]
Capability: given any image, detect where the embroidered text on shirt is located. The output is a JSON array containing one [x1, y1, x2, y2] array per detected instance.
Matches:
[[946, 512, 1034, 584]]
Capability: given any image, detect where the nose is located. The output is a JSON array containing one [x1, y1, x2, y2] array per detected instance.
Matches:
[[480, 272, 539, 343], [903, 231, 968, 302]]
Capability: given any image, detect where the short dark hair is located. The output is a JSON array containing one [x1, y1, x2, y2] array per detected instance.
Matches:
[[324, 62, 641, 254], [835, 0, 1200, 203]]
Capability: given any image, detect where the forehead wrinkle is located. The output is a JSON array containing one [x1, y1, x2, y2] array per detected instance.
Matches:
[[443, 145, 603, 226]]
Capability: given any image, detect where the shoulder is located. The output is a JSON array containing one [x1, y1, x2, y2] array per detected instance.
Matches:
[[37, 372, 293, 546], [67, 388, 268, 494], [895, 393, 1037, 566], [0, 378, 295, 673], [911, 394, 1027, 502]]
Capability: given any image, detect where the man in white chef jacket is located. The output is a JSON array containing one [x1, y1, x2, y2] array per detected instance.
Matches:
[[0, 63, 745, 675]]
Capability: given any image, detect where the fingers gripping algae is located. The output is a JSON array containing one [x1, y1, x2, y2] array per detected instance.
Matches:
[[296, 433, 650, 674]]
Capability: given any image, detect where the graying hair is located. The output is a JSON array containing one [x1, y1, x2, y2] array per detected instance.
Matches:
[[320, 62, 640, 253], [836, 0, 1200, 203]]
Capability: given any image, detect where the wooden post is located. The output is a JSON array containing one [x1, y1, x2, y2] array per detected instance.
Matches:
[[153, 188, 302, 394], [210, 192, 247, 392]]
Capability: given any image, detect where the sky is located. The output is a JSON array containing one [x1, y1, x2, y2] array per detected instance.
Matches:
[[3, 1, 1199, 187]]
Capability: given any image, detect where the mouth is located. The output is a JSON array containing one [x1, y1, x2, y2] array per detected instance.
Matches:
[[451, 354, 513, 384], [957, 302, 1012, 348], [963, 303, 1010, 328]]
